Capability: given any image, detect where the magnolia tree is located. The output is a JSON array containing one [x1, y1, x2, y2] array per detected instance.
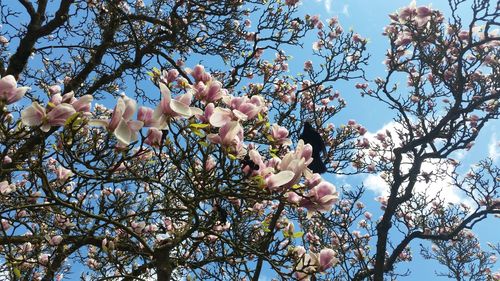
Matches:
[[0, 0, 499, 280]]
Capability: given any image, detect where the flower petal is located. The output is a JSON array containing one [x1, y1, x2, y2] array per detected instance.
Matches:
[[47, 103, 76, 126], [159, 83, 171, 102], [0, 75, 16, 90], [232, 109, 248, 121], [21, 102, 46, 127], [267, 170, 295, 188], [88, 119, 110, 128], [209, 107, 232, 127], [114, 119, 133, 145], [190, 107, 203, 116], [127, 120, 144, 132], [170, 99, 191, 117], [122, 97, 137, 120], [109, 98, 126, 131]]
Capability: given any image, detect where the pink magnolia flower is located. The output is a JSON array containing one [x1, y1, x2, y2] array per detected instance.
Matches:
[[286, 191, 302, 204], [398, 2, 416, 22], [0, 75, 30, 105], [209, 107, 233, 127], [56, 166, 73, 181], [395, 31, 413, 46], [266, 170, 296, 190], [276, 140, 314, 190], [197, 102, 215, 123], [144, 127, 163, 147], [0, 181, 15, 195], [153, 83, 202, 128], [241, 148, 296, 190], [415, 6, 432, 26], [49, 235, 63, 246], [48, 85, 61, 95], [91, 96, 144, 145], [191, 65, 211, 82], [294, 252, 318, 281], [207, 121, 245, 154], [318, 248, 338, 271], [50, 91, 77, 106], [300, 181, 338, 213], [131, 221, 146, 234], [137, 106, 156, 127], [1, 219, 11, 230], [294, 248, 337, 279], [205, 156, 216, 171], [270, 124, 292, 145], [163, 69, 179, 83], [47, 104, 77, 126], [304, 60, 313, 71], [71, 95, 93, 113], [38, 254, 50, 265], [21, 102, 76, 132], [209, 95, 265, 127], [242, 148, 268, 176], [2, 156, 12, 164], [0, 36, 8, 46], [193, 80, 226, 103], [310, 15, 320, 26]]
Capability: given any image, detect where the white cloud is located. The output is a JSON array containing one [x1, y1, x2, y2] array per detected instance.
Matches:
[[324, 0, 332, 13], [364, 173, 389, 196], [313, 0, 348, 15], [488, 133, 500, 163], [342, 4, 349, 16], [362, 121, 465, 203]]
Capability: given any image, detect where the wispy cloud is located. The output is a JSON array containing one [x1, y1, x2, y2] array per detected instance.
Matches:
[[342, 4, 349, 16], [488, 133, 500, 163], [315, 0, 348, 16]]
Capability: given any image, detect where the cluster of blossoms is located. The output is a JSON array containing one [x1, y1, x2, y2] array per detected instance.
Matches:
[[383, 0, 498, 90], [20, 86, 93, 132], [292, 247, 338, 280], [1, 67, 340, 273]]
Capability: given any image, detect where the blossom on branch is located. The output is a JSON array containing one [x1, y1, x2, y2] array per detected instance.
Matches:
[[0, 75, 29, 105]]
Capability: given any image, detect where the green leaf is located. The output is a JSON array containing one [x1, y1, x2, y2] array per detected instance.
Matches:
[[64, 112, 80, 126], [13, 268, 21, 279], [190, 123, 210, 129], [257, 113, 264, 121], [191, 128, 205, 137], [251, 175, 265, 186]]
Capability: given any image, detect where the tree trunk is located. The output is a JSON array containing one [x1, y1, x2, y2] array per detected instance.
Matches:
[[156, 266, 173, 281], [155, 249, 173, 281]]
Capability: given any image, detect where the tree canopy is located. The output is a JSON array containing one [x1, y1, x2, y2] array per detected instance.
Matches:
[[0, 0, 499, 280]]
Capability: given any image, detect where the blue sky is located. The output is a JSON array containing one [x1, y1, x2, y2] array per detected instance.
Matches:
[[2, 0, 498, 279]]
